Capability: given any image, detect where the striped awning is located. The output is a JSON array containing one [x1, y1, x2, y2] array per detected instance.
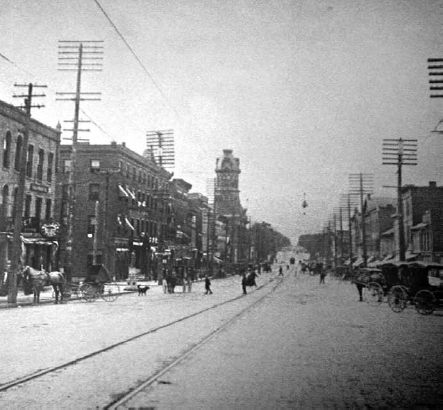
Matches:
[[125, 218, 135, 231], [118, 185, 129, 198]]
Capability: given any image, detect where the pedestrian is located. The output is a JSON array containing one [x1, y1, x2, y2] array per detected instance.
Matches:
[[204, 275, 213, 294], [182, 277, 187, 293], [279, 266, 283, 276], [242, 273, 248, 294], [162, 277, 167, 294], [319, 267, 326, 284], [187, 277, 192, 293]]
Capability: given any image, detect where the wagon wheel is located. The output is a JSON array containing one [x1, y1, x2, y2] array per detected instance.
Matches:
[[101, 282, 120, 302], [62, 283, 73, 300], [388, 285, 408, 313], [414, 290, 436, 315], [366, 282, 384, 306], [80, 283, 97, 302]]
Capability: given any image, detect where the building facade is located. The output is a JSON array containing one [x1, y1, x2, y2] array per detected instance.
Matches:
[[56, 142, 172, 281], [214, 149, 245, 265], [0, 99, 61, 293]]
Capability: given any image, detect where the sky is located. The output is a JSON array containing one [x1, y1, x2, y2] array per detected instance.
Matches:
[[1, 0, 442, 245]]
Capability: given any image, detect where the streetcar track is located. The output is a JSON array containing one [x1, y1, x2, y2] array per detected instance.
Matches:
[[0, 275, 283, 395], [105, 275, 286, 409]]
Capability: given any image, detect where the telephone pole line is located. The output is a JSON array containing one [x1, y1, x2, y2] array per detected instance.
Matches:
[[349, 173, 374, 268], [382, 138, 417, 261], [8, 83, 46, 305], [56, 40, 103, 280], [340, 193, 359, 269]]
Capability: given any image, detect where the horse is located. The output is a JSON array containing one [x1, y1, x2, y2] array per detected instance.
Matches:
[[18, 266, 66, 304]]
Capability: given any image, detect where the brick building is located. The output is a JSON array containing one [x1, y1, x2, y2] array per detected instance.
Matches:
[[56, 142, 172, 281], [0, 99, 61, 292], [402, 181, 443, 263]]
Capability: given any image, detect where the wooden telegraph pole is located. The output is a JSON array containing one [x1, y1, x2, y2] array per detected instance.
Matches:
[[382, 138, 417, 261], [349, 173, 374, 268], [56, 40, 103, 280], [8, 83, 46, 305]]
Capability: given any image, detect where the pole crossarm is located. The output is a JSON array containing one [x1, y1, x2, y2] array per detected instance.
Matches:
[[428, 58, 443, 97]]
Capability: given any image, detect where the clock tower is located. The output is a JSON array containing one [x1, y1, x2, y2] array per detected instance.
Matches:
[[214, 149, 243, 264]]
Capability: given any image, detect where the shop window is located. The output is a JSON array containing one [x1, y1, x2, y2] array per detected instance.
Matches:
[[87, 215, 96, 235], [89, 184, 100, 201], [3, 131, 11, 168]]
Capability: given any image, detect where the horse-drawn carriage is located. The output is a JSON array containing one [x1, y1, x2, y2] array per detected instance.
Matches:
[[79, 264, 120, 302], [352, 262, 443, 314], [386, 261, 443, 315]]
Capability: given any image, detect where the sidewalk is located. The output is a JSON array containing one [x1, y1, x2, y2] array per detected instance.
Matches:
[[0, 280, 160, 309]]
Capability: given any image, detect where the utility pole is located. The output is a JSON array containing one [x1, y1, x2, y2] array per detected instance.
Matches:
[[146, 130, 175, 169], [427, 58, 443, 98], [349, 173, 374, 268], [382, 138, 417, 261], [340, 194, 359, 268], [8, 83, 46, 305], [56, 40, 103, 280]]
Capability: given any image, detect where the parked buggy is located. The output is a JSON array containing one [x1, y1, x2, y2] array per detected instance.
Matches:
[[80, 264, 120, 303], [386, 261, 443, 315]]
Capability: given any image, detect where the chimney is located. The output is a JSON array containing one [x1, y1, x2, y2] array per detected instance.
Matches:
[[429, 181, 437, 188], [122, 142, 126, 147]]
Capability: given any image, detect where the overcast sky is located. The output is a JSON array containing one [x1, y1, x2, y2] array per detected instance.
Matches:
[[1, 0, 442, 244]]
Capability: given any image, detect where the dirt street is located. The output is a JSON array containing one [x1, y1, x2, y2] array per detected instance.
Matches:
[[122, 271, 443, 409]]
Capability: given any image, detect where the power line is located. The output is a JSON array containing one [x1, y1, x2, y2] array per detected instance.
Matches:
[[92, 0, 181, 118]]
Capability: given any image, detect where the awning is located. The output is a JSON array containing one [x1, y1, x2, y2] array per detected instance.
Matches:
[[116, 248, 129, 252], [405, 251, 417, 261], [411, 222, 429, 231], [125, 218, 135, 231], [176, 230, 190, 239], [213, 256, 223, 263], [21, 237, 57, 246], [368, 259, 381, 268], [125, 187, 136, 200], [381, 254, 393, 262], [353, 257, 364, 268], [118, 185, 129, 198]]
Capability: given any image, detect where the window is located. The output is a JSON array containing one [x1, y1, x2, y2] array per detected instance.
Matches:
[[88, 215, 96, 236], [2, 185, 9, 218], [47, 153, 54, 182], [24, 195, 32, 218], [35, 197, 42, 220], [89, 184, 100, 200], [45, 198, 52, 220], [132, 167, 136, 181], [90, 159, 100, 169], [14, 135, 23, 171], [26, 144, 34, 177], [37, 149, 44, 181], [3, 131, 11, 168], [63, 159, 72, 173]]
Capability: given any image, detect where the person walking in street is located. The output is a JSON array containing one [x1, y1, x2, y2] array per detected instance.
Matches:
[[242, 273, 248, 294], [162, 277, 168, 294], [204, 275, 213, 294], [279, 266, 283, 276], [319, 265, 327, 284], [187, 277, 192, 293]]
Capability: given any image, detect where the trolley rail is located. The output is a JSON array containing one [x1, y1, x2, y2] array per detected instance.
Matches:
[[0, 275, 283, 404]]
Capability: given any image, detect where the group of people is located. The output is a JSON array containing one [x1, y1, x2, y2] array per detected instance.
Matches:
[[162, 274, 193, 294]]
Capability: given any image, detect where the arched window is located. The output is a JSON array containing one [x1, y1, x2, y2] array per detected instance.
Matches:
[[26, 144, 34, 177], [14, 135, 23, 171], [3, 131, 11, 168], [37, 148, 45, 181]]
